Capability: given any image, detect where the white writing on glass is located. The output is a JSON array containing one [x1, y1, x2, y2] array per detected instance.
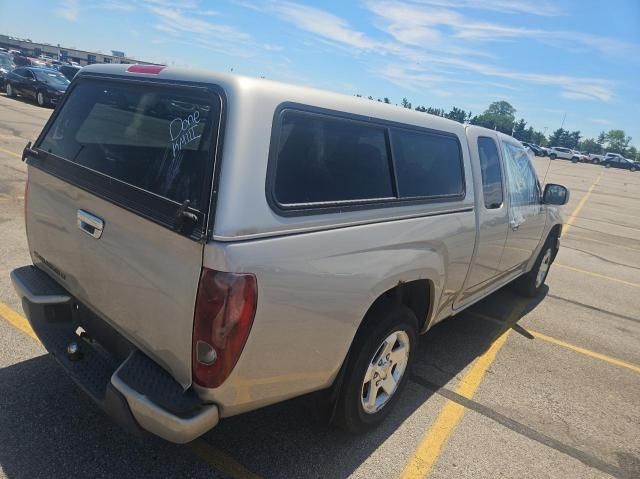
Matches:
[[169, 111, 201, 158]]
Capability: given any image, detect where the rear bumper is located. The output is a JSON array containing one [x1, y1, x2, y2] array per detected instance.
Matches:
[[10, 265, 218, 443]]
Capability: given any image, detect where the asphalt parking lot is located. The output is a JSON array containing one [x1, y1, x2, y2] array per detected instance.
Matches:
[[0, 93, 638, 479]]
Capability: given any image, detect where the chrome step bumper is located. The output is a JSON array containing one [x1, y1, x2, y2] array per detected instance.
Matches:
[[10, 265, 219, 443]]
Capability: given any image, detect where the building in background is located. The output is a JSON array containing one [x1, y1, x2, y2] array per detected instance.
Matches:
[[0, 34, 158, 66]]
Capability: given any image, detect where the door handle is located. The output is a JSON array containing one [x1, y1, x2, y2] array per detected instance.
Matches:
[[510, 220, 521, 231], [77, 209, 104, 239]]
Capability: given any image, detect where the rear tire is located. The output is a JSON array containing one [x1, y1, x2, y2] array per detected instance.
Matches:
[[549, 154, 557, 160], [571, 157, 578, 163], [515, 239, 555, 297], [631, 166, 637, 172], [6, 83, 15, 97], [36, 90, 47, 107], [333, 304, 418, 433]]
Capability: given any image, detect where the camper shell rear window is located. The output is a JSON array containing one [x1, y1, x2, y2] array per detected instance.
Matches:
[[32, 77, 224, 239]]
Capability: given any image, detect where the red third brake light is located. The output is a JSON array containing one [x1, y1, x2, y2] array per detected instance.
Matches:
[[192, 268, 258, 388], [126, 64, 165, 74]]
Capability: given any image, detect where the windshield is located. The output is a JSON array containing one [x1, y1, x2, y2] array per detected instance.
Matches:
[[0, 55, 14, 68], [33, 69, 70, 86]]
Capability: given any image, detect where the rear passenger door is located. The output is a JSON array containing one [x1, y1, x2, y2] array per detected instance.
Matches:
[[11, 68, 29, 95], [459, 128, 509, 300], [499, 139, 547, 272], [21, 69, 36, 98]]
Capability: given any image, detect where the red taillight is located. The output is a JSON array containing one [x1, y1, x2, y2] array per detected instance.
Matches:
[[126, 64, 166, 74], [192, 268, 257, 388]]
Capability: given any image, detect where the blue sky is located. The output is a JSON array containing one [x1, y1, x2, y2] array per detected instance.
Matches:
[[1, 0, 639, 146]]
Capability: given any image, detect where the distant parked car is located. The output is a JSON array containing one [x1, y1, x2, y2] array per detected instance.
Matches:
[[521, 142, 545, 157], [574, 151, 590, 163], [549, 147, 580, 161], [602, 157, 638, 171], [0, 53, 16, 88], [4, 67, 70, 107], [588, 153, 604, 164], [532, 144, 548, 157], [11, 54, 30, 67], [56, 64, 81, 81]]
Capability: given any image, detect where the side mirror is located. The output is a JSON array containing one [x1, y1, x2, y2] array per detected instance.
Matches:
[[543, 184, 570, 206]]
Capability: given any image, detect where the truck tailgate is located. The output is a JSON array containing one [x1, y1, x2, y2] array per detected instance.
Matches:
[[26, 167, 202, 388], [22, 75, 223, 388]]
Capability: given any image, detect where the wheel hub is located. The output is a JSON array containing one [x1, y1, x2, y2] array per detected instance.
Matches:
[[361, 330, 410, 414]]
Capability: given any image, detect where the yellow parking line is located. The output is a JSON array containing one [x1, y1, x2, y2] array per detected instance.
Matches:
[[555, 263, 640, 289], [562, 173, 601, 238], [468, 311, 640, 374], [0, 300, 262, 478], [0, 146, 22, 159], [190, 438, 262, 479], [400, 301, 527, 479], [529, 330, 640, 374], [564, 235, 640, 253], [0, 301, 38, 341]]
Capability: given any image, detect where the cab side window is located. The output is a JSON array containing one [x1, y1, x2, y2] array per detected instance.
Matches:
[[502, 142, 541, 207], [477, 137, 503, 209]]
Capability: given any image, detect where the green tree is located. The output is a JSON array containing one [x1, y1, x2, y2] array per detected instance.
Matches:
[[512, 119, 527, 140], [604, 129, 631, 154], [445, 106, 469, 123], [470, 101, 516, 134], [520, 126, 535, 143], [567, 131, 581, 149], [548, 128, 568, 147], [486, 101, 516, 117], [578, 138, 602, 154], [401, 97, 412, 109], [383, 97, 391, 104], [530, 130, 547, 146]]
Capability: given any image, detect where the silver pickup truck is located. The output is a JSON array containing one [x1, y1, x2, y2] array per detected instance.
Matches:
[[11, 65, 568, 443]]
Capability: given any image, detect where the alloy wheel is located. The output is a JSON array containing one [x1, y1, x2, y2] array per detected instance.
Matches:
[[361, 330, 410, 414]]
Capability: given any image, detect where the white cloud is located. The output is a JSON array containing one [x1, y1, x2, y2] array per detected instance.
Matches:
[[57, 0, 80, 21], [589, 118, 611, 125], [270, 1, 379, 50], [98, 1, 135, 12], [367, 1, 638, 58], [409, 0, 564, 16], [148, 5, 251, 41], [228, 1, 621, 103], [147, 2, 287, 62]]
